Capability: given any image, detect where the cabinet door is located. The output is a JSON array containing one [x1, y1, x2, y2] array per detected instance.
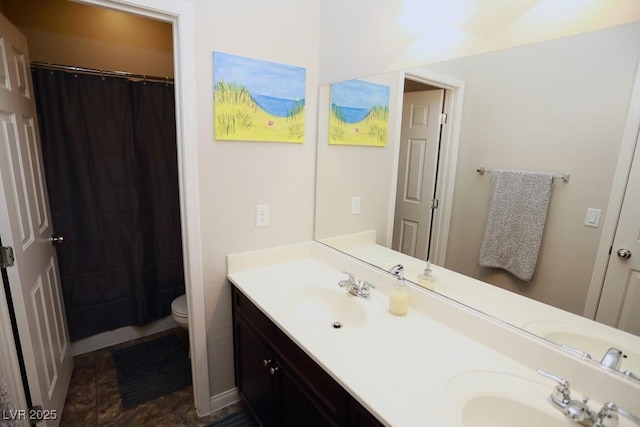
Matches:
[[278, 363, 337, 427], [347, 398, 385, 427], [236, 318, 276, 427]]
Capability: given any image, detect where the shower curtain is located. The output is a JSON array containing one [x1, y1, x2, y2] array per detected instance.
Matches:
[[32, 68, 185, 341]]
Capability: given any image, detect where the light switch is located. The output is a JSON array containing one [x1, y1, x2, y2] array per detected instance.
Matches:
[[584, 208, 601, 228], [351, 196, 361, 215]]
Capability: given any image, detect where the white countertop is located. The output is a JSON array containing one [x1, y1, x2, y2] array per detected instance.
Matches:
[[320, 231, 640, 376], [227, 241, 640, 426]]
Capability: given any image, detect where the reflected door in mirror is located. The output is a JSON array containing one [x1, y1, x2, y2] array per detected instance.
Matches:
[[392, 89, 444, 260], [596, 130, 640, 334]]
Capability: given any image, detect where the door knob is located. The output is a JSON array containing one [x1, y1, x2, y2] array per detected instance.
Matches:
[[616, 248, 632, 259], [48, 235, 64, 245]]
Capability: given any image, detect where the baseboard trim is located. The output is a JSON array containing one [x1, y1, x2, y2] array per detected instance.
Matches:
[[70, 316, 179, 355], [209, 387, 240, 413]]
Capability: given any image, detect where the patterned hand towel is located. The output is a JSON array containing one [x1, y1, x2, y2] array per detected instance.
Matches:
[[479, 170, 554, 281]]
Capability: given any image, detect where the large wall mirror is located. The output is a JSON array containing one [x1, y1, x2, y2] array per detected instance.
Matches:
[[315, 22, 640, 382]]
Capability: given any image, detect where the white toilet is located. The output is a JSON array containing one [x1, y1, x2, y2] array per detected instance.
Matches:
[[171, 294, 189, 329]]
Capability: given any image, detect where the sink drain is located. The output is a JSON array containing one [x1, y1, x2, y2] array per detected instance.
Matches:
[[332, 321, 342, 329]]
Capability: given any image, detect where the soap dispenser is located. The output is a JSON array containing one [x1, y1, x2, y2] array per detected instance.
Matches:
[[389, 275, 409, 316], [418, 261, 436, 290]]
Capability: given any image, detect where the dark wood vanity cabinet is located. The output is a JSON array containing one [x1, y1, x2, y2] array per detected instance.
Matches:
[[235, 319, 277, 425], [232, 285, 384, 427], [346, 399, 387, 427]]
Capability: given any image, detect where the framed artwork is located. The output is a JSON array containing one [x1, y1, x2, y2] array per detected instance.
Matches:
[[329, 79, 390, 146], [213, 52, 306, 143]]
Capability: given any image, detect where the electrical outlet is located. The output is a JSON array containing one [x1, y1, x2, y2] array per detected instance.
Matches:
[[256, 204, 269, 227]]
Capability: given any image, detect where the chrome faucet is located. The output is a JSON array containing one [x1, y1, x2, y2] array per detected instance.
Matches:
[[600, 348, 624, 370], [389, 264, 404, 277], [537, 369, 640, 426], [537, 369, 592, 424], [599, 348, 640, 383], [561, 345, 638, 383], [338, 271, 375, 299]]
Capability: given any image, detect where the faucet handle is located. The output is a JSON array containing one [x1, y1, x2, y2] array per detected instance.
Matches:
[[537, 369, 570, 388], [622, 370, 640, 382], [561, 344, 592, 360], [361, 280, 375, 289], [359, 281, 374, 297], [537, 369, 571, 405], [341, 271, 356, 282], [597, 402, 640, 427]]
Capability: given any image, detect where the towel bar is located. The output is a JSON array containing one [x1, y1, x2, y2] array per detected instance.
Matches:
[[476, 167, 570, 182]]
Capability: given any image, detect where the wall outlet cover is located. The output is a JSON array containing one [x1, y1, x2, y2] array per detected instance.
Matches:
[[584, 208, 601, 228], [256, 204, 269, 226]]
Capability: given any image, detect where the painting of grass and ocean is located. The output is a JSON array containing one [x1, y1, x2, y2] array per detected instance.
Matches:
[[213, 52, 306, 143], [329, 79, 390, 146]]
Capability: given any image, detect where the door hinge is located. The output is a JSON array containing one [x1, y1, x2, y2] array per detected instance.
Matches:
[[439, 113, 448, 125], [431, 198, 439, 209], [1, 246, 14, 268]]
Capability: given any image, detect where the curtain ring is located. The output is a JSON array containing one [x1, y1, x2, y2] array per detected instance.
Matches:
[[100, 69, 105, 81]]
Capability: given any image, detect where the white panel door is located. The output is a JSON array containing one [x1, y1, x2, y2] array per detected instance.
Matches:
[[0, 273, 28, 425], [0, 12, 72, 426], [392, 89, 444, 260], [596, 129, 640, 335]]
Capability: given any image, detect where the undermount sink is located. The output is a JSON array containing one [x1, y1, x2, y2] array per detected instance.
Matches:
[[286, 286, 366, 328], [441, 371, 575, 427], [522, 321, 640, 374]]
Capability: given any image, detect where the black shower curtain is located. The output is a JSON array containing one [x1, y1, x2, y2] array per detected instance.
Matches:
[[32, 68, 185, 341]]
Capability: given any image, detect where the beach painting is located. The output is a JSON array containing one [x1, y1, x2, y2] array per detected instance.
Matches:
[[213, 52, 306, 143], [329, 79, 390, 146]]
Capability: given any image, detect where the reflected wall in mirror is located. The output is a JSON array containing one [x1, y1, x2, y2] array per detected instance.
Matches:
[[315, 22, 640, 379]]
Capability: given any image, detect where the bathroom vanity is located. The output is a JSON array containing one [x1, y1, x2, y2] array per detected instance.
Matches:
[[227, 242, 640, 426], [320, 231, 640, 373], [232, 287, 382, 426]]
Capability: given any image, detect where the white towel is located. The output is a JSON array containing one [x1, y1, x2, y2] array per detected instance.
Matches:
[[479, 170, 553, 281]]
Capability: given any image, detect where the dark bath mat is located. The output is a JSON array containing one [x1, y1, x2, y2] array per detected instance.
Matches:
[[207, 410, 259, 427], [112, 334, 191, 408]]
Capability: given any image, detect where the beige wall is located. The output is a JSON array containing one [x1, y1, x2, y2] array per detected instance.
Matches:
[[1, 0, 173, 77], [319, 0, 640, 84], [315, 71, 402, 246], [426, 23, 640, 314], [193, 0, 321, 395]]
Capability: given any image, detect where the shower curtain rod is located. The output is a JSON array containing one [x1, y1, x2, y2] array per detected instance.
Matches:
[[31, 61, 174, 84]]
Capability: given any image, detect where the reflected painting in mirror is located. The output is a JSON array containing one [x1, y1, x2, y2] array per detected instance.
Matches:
[[315, 21, 640, 382]]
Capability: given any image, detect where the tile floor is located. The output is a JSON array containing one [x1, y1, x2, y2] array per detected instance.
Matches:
[[60, 329, 244, 426]]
